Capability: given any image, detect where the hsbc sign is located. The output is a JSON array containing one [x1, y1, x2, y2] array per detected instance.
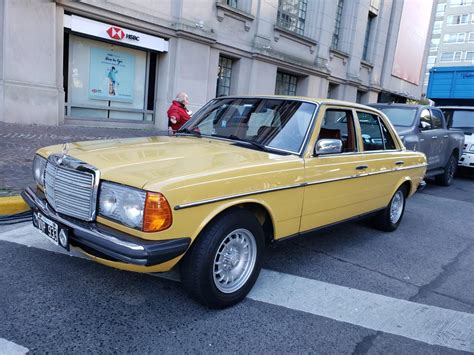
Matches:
[[106, 26, 141, 42], [64, 15, 168, 52]]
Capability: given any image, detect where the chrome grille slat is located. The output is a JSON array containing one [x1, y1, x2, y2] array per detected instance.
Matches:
[[44, 156, 97, 221]]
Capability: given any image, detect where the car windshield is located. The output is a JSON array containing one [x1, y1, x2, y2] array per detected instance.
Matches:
[[441, 109, 474, 129], [377, 107, 417, 127], [182, 98, 316, 154]]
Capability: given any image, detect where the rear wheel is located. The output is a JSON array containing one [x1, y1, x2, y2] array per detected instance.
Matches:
[[435, 153, 457, 186], [180, 209, 264, 308], [374, 186, 407, 232]]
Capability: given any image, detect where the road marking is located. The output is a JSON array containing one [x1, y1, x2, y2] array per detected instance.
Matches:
[[248, 270, 474, 352], [2, 224, 474, 351], [0, 338, 29, 355]]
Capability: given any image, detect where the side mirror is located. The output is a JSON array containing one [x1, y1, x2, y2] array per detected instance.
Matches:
[[315, 139, 343, 155], [420, 121, 431, 131]]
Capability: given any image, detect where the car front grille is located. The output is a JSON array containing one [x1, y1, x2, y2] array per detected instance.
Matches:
[[44, 157, 97, 221]]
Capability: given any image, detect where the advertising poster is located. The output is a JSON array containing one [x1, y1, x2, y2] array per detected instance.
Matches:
[[89, 47, 135, 102]]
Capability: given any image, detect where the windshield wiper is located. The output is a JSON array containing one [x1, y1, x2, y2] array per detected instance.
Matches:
[[176, 128, 201, 137]]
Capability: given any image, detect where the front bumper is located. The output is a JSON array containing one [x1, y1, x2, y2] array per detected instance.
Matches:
[[459, 152, 474, 168], [21, 186, 190, 267]]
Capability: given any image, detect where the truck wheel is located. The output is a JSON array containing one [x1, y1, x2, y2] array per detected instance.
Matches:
[[373, 186, 407, 232], [435, 153, 457, 186], [180, 209, 264, 308]]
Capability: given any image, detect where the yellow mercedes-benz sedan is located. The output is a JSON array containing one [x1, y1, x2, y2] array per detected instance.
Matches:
[[23, 96, 426, 308]]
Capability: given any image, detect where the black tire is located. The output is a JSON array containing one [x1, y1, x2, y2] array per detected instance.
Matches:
[[180, 209, 264, 308], [435, 153, 457, 186], [373, 185, 407, 232]]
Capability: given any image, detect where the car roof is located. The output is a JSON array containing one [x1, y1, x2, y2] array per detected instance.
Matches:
[[368, 103, 433, 109], [438, 106, 474, 110], [217, 95, 380, 111]]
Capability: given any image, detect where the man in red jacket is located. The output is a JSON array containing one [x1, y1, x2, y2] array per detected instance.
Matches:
[[167, 92, 191, 133]]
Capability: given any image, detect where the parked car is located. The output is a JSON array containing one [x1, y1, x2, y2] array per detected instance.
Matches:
[[369, 104, 464, 186], [439, 106, 474, 170], [23, 97, 426, 308]]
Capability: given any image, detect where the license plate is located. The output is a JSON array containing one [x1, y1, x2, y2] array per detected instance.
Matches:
[[33, 212, 69, 250]]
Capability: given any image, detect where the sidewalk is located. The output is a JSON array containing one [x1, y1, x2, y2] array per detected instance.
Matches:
[[0, 122, 167, 197]]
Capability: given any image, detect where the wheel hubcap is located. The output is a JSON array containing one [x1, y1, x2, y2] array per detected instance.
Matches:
[[213, 228, 257, 294], [389, 191, 404, 224]]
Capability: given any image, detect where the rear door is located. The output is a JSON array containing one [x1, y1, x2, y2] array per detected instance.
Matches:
[[300, 106, 370, 232], [431, 108, 448, 167], [418, 108, 439, 170]]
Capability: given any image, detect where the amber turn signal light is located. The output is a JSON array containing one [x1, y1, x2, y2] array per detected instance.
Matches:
[[143, 192, 172, 232]]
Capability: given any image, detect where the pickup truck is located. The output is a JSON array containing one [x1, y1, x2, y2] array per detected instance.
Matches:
[[370, 104, 464, 186], [439, 106, 474, 170]]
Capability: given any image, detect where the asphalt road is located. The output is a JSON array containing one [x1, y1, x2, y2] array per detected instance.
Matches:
[[1, 174, 473, 354]]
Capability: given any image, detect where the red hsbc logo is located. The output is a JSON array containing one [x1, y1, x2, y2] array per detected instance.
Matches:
[[106, 26, 140, 41], [107, 26, 125, 40]]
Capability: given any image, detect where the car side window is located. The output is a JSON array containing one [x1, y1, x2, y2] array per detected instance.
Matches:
[[379, 117, 397, 150], [318, 109, 357, 153], [357, 111, 384, 151], [431, 110, 444, 129], [420, 109, 432, 131]]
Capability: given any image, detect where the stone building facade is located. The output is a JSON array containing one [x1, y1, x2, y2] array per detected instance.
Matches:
[[0, 0, 433, 129]]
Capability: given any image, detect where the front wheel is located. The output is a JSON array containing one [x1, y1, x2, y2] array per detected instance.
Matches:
[[373, 186, 407, 232], [435, 153, 457, 186], [180, 209, 264, 308]]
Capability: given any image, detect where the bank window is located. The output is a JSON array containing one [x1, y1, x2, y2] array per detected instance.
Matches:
[[318, 109, 357, 153], [275, 72, 298, 96], [277, 0, 307, 36], [65, 34, 155, 122], [331, 0, 344, 49], [216, 56, 233, 97], [357, 112, 384, 151], [363, 13, 376, 61]]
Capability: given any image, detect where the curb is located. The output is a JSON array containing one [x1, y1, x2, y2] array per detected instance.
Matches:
[[0, 195, 30, 215]]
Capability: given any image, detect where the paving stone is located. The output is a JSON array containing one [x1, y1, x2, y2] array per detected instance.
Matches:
[[0, 122, 167, 196]]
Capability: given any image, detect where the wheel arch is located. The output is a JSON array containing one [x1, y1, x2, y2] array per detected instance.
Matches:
[[191, 199, 276, 247], [392, 177, 413, 198]]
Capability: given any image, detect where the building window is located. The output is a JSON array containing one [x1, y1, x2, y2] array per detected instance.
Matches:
[[65, 34, 155, 122], [432, 20, 443, 34], [430, 38, 440, 50], [331, 0, 344, 49], [327, 83, 339, 99], [277, 0, 308, 36], [447, 14, 469, 25], [436, 3, 447, 16], [216, 56, 233, 97], [444, 33, 466, 43], [469, 32, 474, 42], [226, 0, 238, 8], [275, 72, 298, 96], [363, 13, 376, 61], [440, 51, 463, 61], [466, 51, 474, 61], [449, 0, 472, 5]]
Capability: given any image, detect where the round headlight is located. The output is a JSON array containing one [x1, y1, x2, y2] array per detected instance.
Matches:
[[99, 188, 117, 216], [33, 155, 46, 186], [119, 191, 144, 228]]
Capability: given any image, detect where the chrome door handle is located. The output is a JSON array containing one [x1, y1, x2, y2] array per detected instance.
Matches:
[[395, 161, 404, 165], [443, 135, 449, 138], [355, 165, 368, 170], [432, 136, 438, 139]]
